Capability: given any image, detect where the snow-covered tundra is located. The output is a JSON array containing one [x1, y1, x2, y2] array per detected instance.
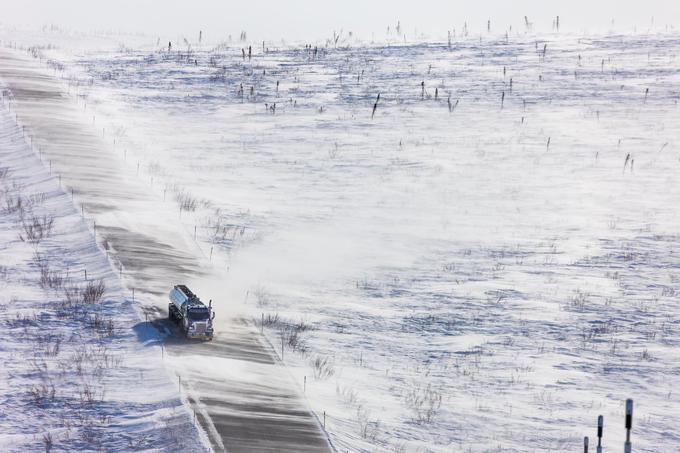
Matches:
[[2, 24, 680, 452]]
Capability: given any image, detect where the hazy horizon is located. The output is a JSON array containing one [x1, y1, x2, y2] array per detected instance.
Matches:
[[3, 0, 680, 42]]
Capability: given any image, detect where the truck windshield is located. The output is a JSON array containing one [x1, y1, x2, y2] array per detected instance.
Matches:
[[188, 310, 209, 321]]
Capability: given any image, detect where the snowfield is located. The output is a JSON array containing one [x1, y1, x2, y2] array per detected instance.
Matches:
[[2, 24, 680, 452]]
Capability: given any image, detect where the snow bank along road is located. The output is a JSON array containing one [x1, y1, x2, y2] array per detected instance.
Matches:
[[0, 48, 331, 452], [0, 100, 208, 450]]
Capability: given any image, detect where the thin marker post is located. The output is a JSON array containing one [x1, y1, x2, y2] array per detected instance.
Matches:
[[624, 399, 633, 453], [596, 415, 603, 453]]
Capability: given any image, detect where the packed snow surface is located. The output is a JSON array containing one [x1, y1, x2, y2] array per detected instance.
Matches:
[[3, 27, 680, 452]]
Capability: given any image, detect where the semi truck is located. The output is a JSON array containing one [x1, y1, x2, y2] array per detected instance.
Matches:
[[168, 285, 215, 340]]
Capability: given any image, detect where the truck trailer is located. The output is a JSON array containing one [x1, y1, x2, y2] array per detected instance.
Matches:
[[168, 285, 215, 340]]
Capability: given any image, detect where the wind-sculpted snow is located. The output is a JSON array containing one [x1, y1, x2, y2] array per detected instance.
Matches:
[[0, 107, 208, 451], [3, 28, 680, 451]]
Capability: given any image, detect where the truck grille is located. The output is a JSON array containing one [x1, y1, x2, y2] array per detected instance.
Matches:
[[194, 323, 206, 335]]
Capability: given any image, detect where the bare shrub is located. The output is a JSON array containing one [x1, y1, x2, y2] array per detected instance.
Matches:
[[43, 432, 54, 453], [63, 284, 85, 309], [661, 286, 675, 297], [86, 312, 105, 330], [403, 381, 442, 424], [29, 192, 47, 206], [32, 251, 48, 269], [61, 279, 104, 311], [21, 214, 54, 243], [3, 192, 24, 216], [71, 349, 88, 376], [86, 312, 115, 337], [40, 268, 64, 289], [79, 420, 102, 449], [311, 355, 335, 379], [46, 339, 61, 356], [569, 290, 589, 311], [101, 350, 122, 369], [261, 312, 280, 327], [83, 279, 105, 304], [174, 187, 198, 212], [356, 405, 381, 441], [279, 319, 312, 354], [46, 59, 64, 71], [292, 319, 311, 333], [34, 253, 64, 290], [40, 266, 64, 289], [79, 382, 97, 403], [37, 334, 62, 356], [29, 382, 56, 407], [281, 326, 305, 351]]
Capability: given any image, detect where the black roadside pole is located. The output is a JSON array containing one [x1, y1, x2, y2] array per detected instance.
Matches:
[[624, 399, 633, 453], [596, 415, 603, 453]]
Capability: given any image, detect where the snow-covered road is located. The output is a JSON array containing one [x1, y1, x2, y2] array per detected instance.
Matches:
[[0, 97, 208, 452], [0, 48, 332, 452]]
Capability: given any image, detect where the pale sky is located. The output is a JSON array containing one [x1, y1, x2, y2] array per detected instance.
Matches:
[[3, 0, 680, 41]]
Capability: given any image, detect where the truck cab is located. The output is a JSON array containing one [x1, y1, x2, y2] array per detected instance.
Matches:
[[169, 285, 215, 340]]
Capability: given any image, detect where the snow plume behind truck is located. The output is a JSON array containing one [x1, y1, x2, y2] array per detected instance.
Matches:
[[169, 285, 215, 340]]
